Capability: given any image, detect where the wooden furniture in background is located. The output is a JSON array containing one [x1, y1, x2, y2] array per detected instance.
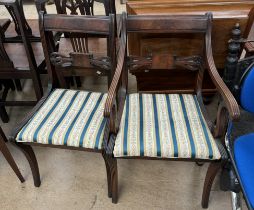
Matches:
[[126, 0, 254, 93], [103, 12, 240, 208], [0, 0, 44, 123], [36, 0, 116, 16]]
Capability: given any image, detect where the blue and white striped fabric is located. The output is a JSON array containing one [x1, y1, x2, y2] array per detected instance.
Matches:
[[114, 94, 221, 160], [16, 89, 107, 150]]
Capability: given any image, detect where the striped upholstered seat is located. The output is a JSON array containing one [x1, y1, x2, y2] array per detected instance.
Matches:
[[114, 94, 221, 160], [16, 89, 107, 150]]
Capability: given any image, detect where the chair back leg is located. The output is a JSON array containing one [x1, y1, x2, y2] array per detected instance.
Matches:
[[0, 127, 24, 182], [13, 142, 41, 187], [102, 150, 112, 198]]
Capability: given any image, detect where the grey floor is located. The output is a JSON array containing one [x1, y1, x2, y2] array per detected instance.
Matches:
[[0, 1, 253, 209]]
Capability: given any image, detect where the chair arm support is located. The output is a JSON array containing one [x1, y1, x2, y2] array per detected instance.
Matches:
[[212, 100, 230, 138], [205, 14, 240, 121], [205, 43, 240, 121]]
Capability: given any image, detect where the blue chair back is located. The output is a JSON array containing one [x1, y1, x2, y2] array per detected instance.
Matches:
[[240, 65, 254, 113]]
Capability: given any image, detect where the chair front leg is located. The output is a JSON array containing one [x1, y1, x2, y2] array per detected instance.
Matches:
[[13, 142, 41, 187], [103, 151, 118, 203], [201, 161, 223, 208], [102, 150, 112, 198], [0, 130, 24, 182], [103, 133, 118, 202], [110, 155, 118, 204]]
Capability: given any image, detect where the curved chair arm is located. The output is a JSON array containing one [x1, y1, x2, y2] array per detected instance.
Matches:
[[206, 50, 240, 121], [104, 12, 127, 126], [205, 15, 240, 122]]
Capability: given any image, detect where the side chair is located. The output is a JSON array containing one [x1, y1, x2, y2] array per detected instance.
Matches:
[[8, 12, 116, 192], [103, 12, 240, 208], [0, 0, 44, 123]]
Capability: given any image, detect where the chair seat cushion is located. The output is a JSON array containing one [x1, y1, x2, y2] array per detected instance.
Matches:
[[234, 133, 254, 209], [114, 94, 221, 160], [16, 89, 107, 150]]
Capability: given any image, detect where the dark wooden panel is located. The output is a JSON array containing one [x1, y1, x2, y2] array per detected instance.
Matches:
[[127, 0, 254, 93]]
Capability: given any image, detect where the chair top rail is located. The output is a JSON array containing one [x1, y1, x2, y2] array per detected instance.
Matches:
[[126, 14, 210, 33], [43, 14, 113, 35]]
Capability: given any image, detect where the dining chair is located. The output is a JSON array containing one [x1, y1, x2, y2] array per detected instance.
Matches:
[[103, 12, 240, 208], [3, 0, 41, 42], [0, 0, 44, 123], [9, 12, 116, 193]]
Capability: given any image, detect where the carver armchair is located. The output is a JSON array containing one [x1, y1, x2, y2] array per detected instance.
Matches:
[[9, 12, 116, 192], [103, 12, 240, 208]]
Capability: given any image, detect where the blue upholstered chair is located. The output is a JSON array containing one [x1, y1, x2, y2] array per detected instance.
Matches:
[[225, 58, 254, 210]]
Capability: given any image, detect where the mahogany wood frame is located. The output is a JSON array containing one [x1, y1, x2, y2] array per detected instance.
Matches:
[[8, 13, 116, 190], [103, 12, 240, 208], [0, 0, 44, 123]]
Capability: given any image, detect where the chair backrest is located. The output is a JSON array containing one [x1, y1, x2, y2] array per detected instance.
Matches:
[[236, 62, 254, 113], [125, 13, 212, 94], [231, 56, 254, 113], [39, 12, 116, 89], [126, 15, 209, 34]]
